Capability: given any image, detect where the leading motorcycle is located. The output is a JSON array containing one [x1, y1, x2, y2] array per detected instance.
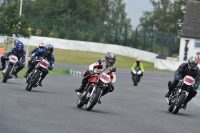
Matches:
[[166, 75, 195, 114], [76, 68, 116, 111], [25, 57, 49, 91]]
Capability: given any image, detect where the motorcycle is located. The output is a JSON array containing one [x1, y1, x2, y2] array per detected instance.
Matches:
[[2, 55, 18, 83], [131, 67, 142, 86], [25, 57, 49, 91], [76, 68, 116, 111], [166, 75, 195, 114]]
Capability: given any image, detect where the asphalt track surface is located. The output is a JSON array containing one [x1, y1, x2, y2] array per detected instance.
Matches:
[[0, 64, 200, 133]]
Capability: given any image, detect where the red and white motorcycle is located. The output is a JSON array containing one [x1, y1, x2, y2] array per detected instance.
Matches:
[[2, 55, 18, 83], [76, 68, 116, 111], [25, 57, 49, 91]]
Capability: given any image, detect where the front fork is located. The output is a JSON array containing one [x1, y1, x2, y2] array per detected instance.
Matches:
[[3, 63, 14, 76]]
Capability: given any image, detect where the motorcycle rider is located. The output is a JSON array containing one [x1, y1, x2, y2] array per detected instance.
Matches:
[[165, 56, 200, 109], [28, 42, 45, 68], [0, 41, 26, 78], [131, 58, 144, 81], [24, 44, 55, 87], [75, 51, 116, 104]]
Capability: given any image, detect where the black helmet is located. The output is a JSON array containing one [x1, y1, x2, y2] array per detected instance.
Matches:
[[188, 56, 198, 70], [45, 44, 54, 54], [105, 52, 116, 66]]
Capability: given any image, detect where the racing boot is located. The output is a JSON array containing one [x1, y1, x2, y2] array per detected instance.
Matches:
[[38, 81, 42, 87], [182, 103, 187, 110], [0, 66, 5, 71], [24, 73, 28, 78], [182, 94, 196, 110], [182, 99, 189, 109], [165, 91, 171, 98], [97, 99, 101, 104], [12, 71, 18, 78], [75, 84, 85, 93], [38, 76, 45, 87], [165, 81, 174, 98]]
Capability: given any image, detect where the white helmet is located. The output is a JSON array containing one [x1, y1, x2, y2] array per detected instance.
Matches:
[[39, 42, 45, 49], [188, 56, 198, 70]]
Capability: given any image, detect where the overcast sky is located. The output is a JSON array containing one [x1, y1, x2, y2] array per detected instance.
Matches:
[[123, 0, 153, 29]]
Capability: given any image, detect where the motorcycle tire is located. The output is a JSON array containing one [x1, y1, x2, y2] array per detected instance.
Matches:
[[133, 75, 138, 86], [168, 105, 173, 112], [26, 71, 40, 91], [77, 98, 84, 108], [86, 88, 102, 111], [172, 92, 186, 114], [2, 65, 12, 83]]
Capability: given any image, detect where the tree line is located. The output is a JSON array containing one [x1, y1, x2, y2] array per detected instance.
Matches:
[[0, 0, 131, 44], [0, 0, 198, 56], [138, 0, 200, 55]]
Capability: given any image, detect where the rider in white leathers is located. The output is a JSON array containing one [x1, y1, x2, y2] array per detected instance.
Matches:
[[75, 52, 116, 103]]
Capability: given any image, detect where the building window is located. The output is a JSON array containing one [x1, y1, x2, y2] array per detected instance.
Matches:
[[195, 40, 200, 48]]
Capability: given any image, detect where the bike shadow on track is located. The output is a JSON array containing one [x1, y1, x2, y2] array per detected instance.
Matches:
[[1, 82, 23, 85], [16, 89, 64, 95], [70, 106, 121, 115], [158, 110, 195, 117]]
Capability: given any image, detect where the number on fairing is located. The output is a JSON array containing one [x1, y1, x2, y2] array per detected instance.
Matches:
[[183, 75, 195, 85], [39, 59, 49, 68], [100, 73, 111, 83], [9, 55, 18, 63]]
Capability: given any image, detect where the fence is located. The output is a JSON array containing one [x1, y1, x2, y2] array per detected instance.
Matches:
[[30, 19, 177, 57], [132, 27, 175, 57], [0, 36, 16, 67]]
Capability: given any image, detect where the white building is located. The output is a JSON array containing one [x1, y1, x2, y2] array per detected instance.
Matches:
[[179, 1, 200, 64]]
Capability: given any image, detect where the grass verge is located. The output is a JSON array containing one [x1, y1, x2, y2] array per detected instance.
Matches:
[[0, 43, 173, 72], [53, 48, 172, 72]]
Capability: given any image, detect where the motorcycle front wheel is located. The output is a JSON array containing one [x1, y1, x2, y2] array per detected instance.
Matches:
[[77, 98, 84, 108], [172, 92, 186, 114], [2, 65, 12, 83], [26, 71, 40, 91], [133, 75, 138, 86], [86, 88, 102, 111]]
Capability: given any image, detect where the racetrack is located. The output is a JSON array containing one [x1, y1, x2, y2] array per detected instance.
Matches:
[[0, 64, 200, 133]]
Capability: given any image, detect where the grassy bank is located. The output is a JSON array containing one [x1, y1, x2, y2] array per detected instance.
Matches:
[[0, 43, 172, 72]]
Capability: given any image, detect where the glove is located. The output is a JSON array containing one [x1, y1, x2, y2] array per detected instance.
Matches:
[[31, 57, 36, 63], [109, 83, 114, 92], [48, 66, 53, 71], [17, 61, 22, 67], [193, 83, 199, 90], [89, 70, 95, 75], [175, 75, 180, 80], [1, 56, 5, 59], [131, 71, 133, 74], [141, 72, 143, 76]]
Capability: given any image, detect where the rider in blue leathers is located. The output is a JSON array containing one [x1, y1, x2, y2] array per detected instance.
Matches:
[[0, 41, 26, 78], [24, 44, 55, 86], [28, 42, 45, 68]]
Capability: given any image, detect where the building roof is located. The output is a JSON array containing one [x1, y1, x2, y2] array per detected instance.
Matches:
[[181, 1, 200, 39]]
